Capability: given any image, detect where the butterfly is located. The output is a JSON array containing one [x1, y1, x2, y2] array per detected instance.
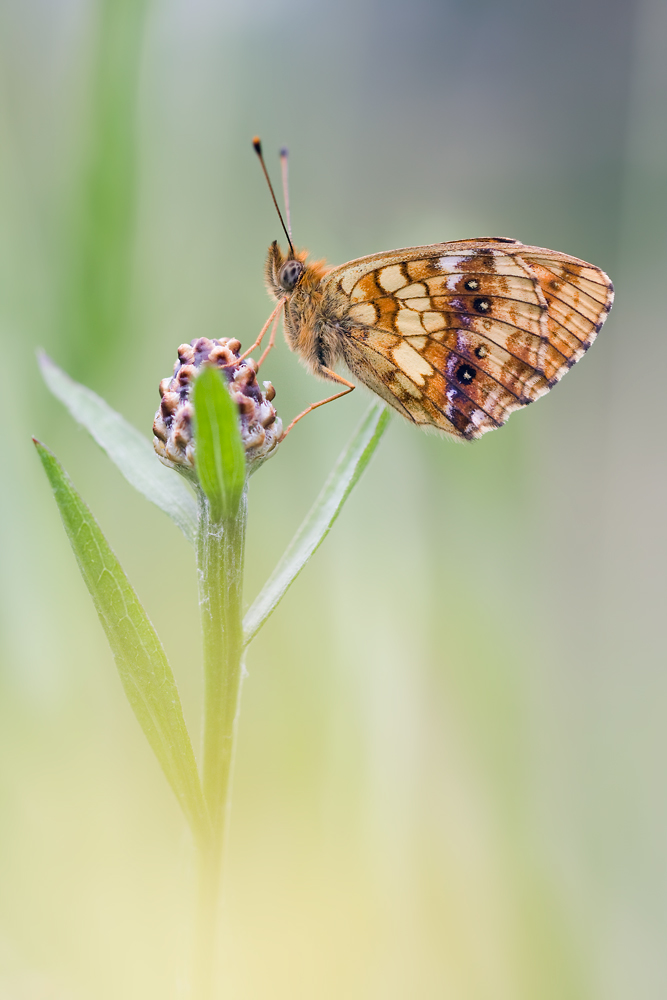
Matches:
[[252, 140, 614, 441]]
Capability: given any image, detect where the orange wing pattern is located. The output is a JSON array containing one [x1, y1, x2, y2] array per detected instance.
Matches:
[[323, 238, 613, 440]]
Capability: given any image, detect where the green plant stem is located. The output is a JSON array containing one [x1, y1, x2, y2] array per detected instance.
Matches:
[[194, 485, 248, 999]]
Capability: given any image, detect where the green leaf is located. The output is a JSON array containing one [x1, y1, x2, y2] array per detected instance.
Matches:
[[192, 366, 246, 522], [243, 403, 390, 645], [38, 351, 198, 544], [34, 439, 208, 837]]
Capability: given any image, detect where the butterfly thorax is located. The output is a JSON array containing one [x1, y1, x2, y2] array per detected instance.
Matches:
[[265, 240, 346, 381]]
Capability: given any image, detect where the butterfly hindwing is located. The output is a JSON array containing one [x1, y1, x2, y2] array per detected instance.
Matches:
[[323, 239, 613, 440]]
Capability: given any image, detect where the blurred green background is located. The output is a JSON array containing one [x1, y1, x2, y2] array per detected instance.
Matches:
[[1, 0, 665, 997]]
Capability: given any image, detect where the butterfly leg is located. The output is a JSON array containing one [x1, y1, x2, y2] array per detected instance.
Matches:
[[239, 299, 285, 361], [280, 369, 355, 439], [256, 308, 282, 369]]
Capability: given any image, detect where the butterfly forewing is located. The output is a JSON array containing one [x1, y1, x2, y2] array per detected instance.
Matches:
[[323, 239, 613, 440]]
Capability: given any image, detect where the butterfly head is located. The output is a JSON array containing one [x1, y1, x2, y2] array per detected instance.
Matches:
[[264, 241, 329, 305], [265, 240, 306, 299]]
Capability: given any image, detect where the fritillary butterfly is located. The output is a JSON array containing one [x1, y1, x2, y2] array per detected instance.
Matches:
[[253, 140, 614, 440]]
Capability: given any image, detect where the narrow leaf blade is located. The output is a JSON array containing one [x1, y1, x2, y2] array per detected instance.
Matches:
[[192, 366, 246, 521], [243, 403, 390, 644], [38, 351, 198, 543], [34, 439, 207, 835]]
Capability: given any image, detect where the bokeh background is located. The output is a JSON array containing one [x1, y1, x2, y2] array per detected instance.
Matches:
[[1, 0, 666, 997]]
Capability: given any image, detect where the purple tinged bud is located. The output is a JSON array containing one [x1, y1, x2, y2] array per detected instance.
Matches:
[[153, 337, 282, 475]]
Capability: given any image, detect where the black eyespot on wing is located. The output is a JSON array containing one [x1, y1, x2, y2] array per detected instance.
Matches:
[[464, 278, 479, 291], [456, 363, 477, 384], [473, 297, 491, 314], [474, 345, 487, 359], [279, 259, 304, 291]]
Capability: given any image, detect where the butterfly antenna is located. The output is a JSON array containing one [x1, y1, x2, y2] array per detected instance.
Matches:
[[253, 136, 294, 256], [279, 147, 292, 241]]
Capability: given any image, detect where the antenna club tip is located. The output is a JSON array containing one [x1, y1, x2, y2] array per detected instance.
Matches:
[[252, 136, 262, 154], [280, 147, 289, 158]]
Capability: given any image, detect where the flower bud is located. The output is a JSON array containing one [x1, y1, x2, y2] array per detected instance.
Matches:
[[153, 338, 282, 475]]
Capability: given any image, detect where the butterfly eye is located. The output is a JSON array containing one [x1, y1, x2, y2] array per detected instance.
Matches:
[[278, 259, 304, 291]]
